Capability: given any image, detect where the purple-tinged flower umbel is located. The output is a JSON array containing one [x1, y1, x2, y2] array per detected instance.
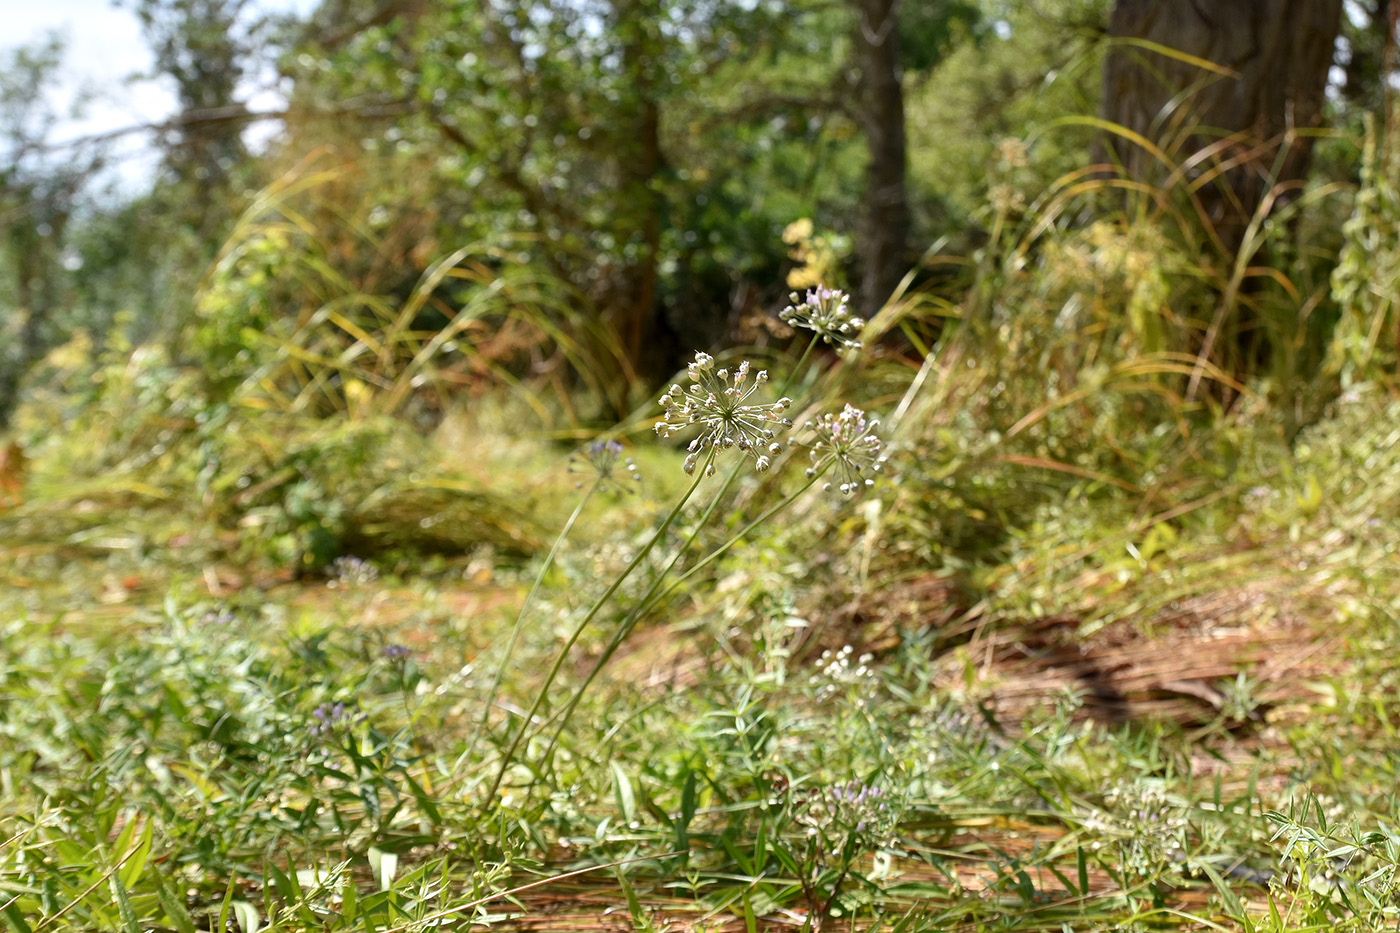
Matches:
[[568, 439, 641, 493], [780, 286, 865, 351], [309, 700, 360, 739], [802, 404, 887, 496], [329, 556, 378, 587]]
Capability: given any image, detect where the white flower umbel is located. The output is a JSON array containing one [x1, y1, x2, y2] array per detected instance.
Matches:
[[780, 286, 865, 351], [803, 404, 887, 496], [655, 352, 793, 475]]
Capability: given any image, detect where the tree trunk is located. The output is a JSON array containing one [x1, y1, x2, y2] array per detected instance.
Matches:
[[612, 0, 667, 381], [1100, 0, 1343, 253], [856, 0, 910, 320]]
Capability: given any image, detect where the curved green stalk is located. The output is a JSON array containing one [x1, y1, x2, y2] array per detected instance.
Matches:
[[526, 337, 824, 776], [533, 464, 829, 772], [494, 335, 825, 797], [783, 334, 819, 399], [457, 476, 600, 775], [483, 456, 711, 806]]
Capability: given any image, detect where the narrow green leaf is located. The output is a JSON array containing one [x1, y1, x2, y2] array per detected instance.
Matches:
[[119, 819, 155, 889], [341, 872, 359, 924], [400, 771, 442, 826], [740, 892, 757, 933], [615, 868, 646, 931], [1046, 863, 1077, 897], [266, 861, 296, 903], [231, 900, 260, 933], [216, 875, 238, 933], [108, 875, 141, 933], [680, 770, 697, 826], [1, 898, 35, 933], [753, 819, 768, 875], [611, 761, 637, 824], [111, 817, 139, 870], [155, 872, 197, 933]]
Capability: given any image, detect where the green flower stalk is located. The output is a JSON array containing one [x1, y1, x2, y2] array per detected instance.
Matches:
[[482, 456, 712, 806]]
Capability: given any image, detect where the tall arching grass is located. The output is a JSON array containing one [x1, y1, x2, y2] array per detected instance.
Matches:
[[193, 156, 634, 426]]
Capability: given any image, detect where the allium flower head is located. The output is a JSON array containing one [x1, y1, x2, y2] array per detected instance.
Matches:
[[654, 352, 793, 475], [568, 439, 641, 493], [802, 404, 887, 496], [780, 286, 864, 350]]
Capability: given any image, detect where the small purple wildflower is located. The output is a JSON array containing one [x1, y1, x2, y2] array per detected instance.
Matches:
[[200, 608, 238, 626], [309, 700, 359, 739], [800, 778, 900, 848], [381, 643, 411, 661]]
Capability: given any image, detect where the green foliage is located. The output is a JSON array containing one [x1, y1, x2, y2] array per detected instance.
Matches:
[[193, 164, 632, 420], [285, 0, 881, 355], [1328, 108, 1400, 385]]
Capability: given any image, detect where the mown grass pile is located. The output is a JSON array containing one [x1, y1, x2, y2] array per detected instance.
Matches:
[[6, 114, 1400, 933]]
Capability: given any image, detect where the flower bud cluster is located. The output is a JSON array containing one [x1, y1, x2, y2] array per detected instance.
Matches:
[[654, 352, 793, 475], [1094, 783, 1191, 883], [309, 700, 362, 739], [801, 779, 900, 846], [569, 439, 641, 493], [780, 286, 865, 350], [802, 404, 888, 496], [809, 644, 876, 702]]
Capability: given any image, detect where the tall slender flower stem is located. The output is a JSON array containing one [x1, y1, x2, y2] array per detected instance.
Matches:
[[458, 477, 601, 775], [532, 464, 830, 773], [483, 456, 712, 806], [521, 338, 820, 773], [784, 335, 819, 400], [493, 335, 825, 799]]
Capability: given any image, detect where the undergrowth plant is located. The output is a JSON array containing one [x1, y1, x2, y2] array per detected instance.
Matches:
[[477, 286, 890, 811]]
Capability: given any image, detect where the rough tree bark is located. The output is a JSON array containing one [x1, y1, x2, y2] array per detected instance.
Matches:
[[856, 0, 910, 320], [1100, 0, 1343, 253]]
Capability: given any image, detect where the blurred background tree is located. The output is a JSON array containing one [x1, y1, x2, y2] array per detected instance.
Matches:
[[0, 37, 104, 432]]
